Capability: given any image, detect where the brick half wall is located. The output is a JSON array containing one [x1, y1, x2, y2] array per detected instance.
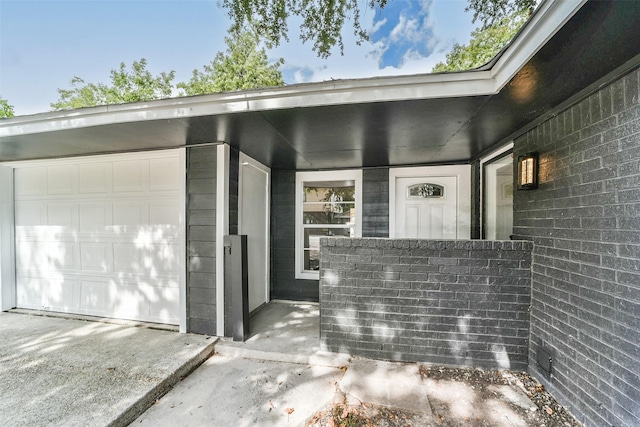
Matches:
[[319, 238, 532, 371]]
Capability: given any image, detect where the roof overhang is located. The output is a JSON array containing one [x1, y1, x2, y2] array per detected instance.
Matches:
[[1, 0, 639, 170]]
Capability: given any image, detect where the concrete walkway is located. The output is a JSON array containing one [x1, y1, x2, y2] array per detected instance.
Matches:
[[135, 302, 540, 427], [0, 311, 215, 427], [2, 303, 543, 426], [134, 354, 345, 426]]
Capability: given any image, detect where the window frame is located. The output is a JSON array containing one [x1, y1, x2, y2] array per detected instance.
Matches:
[[295, 169, 362, 280]]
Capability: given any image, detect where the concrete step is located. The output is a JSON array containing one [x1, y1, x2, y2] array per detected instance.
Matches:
[[214, 341, 351, 368]]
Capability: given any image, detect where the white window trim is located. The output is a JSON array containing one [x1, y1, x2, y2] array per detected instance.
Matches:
[[295, 169, 362, 280]]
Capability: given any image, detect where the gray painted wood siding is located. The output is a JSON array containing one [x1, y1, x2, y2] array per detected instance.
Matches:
[[270, 170, 319, 301], [362, 168, 389, 238], [187, 146, 217, 335]]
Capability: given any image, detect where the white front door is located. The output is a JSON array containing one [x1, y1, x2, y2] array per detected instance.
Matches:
[[390, 165, 471, 239], [238, 153, 270, 313]]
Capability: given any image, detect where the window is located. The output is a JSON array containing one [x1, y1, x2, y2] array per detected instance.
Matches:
[[295, 170, 362, 279], [482, 145, 514, 240]]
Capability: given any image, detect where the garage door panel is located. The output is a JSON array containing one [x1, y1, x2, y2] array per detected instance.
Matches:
[[79, 163, 111, 194], [14, 168, 46, 197], [47, 203, 76, 227], [15, 202, 46, 226], [111, 284, 150, 321], [113, 201, 148, 228], [152, 244, 180, 273], [150, 157, 179, 191], [150, 200, 179, 225], [15, 151, 182, 325], [47, 165, 77, 195], [80, 243, 113, 273], [113, 244, 143, 273], [79, 203, 111, 232], [149, 286, 180, 323], [80, 280, 111, 313], [47, 279, 80, 311], [113, 160, 146, 192], [16, 240, 78, 274], [112, 242, 179, 274], [16, 276, 47, 309]]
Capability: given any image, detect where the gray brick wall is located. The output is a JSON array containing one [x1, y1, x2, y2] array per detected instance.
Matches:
[[514, 67, 640, 427], [187, 146, 217, 335], [319, 238, 532, 371]]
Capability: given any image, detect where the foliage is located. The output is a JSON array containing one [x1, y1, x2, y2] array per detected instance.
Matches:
[[432, 9, 528, 73], [466, 0, 536, 28], [222, 0, 387, 58], [51, 59, 175, 110], [178, 30, 284, 95], [0, 97, 15, 118], [221, 0, 536, 58]]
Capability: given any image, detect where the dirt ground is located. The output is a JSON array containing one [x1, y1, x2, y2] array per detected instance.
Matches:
[[306, 365, 582, 427]]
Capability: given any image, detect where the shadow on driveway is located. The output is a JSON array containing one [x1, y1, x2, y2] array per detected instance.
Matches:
[[0, 312, 215, 427]]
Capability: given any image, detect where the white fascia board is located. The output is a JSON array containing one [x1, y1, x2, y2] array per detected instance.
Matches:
[[0, 71, 495, 139]]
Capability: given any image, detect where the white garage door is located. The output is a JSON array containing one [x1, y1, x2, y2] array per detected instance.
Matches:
[[14, 151, 183, 325]]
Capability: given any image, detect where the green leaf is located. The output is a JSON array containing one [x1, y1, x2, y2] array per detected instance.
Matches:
[[0, 97, 15, 118]]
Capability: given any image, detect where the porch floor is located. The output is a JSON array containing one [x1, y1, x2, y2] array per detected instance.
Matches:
[[215, 300, 350, 367]]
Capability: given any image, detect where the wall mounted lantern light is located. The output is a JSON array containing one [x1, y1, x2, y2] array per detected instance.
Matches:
[[517, 152, 538, 190]]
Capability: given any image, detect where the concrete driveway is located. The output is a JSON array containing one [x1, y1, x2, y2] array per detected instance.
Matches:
[[0, 311, 215, 427]]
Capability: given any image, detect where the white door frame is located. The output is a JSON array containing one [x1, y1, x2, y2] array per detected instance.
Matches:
[[237, 152, 271, 310], [0, 165, 16, 311], [389, 165, 471, 239], [216, 144, 230, 337], [0, 149, 187, 332]]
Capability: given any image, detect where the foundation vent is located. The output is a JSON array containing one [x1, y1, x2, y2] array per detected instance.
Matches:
[[537, 346, 553, 377]]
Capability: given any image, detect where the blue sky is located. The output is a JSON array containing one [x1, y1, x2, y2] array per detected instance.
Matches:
[[0, 0, 475, 116]]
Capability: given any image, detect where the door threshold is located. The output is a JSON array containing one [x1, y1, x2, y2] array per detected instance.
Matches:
[[270, 299, 319, 306], [7, 308, 179, 332]]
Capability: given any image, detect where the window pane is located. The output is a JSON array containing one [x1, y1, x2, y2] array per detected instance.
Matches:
[[303, 182, 356, 225], [304, 184, 355, 202], [303, 204, 355, 224]]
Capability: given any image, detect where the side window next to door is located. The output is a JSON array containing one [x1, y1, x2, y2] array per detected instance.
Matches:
[[295, 170, 362, 280]]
